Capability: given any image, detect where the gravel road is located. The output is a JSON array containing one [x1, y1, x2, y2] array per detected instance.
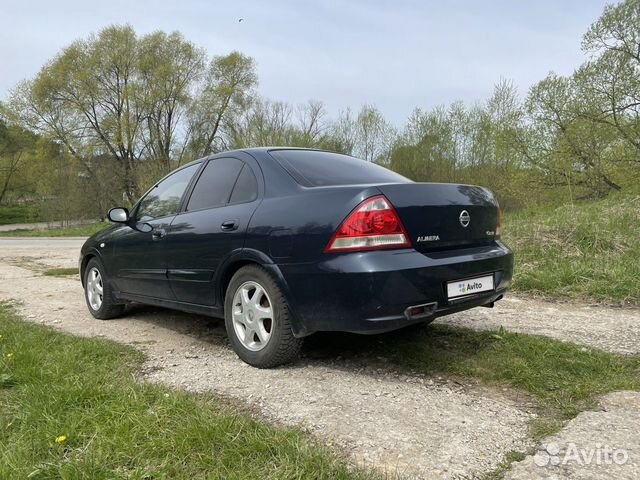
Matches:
[[506, 391, 640, 480], [443, 296, 640, 356], [0, 219, 95, 232], [1, 237, 639, 479]]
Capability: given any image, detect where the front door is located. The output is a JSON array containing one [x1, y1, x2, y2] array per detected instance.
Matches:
[[110, 163, 201, 299]]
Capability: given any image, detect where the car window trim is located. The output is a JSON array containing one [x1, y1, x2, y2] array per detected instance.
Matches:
[[226, 164, 245, 204], [175, 165, 260, 216], [228, 164, 260, 205], [271, 154, 313, 187], [177, 160, 208, 213], [175, 193, 259, 217], [241, 150, 267, 196], [182, 156, 248, 213], [131, 161, 203, 222]]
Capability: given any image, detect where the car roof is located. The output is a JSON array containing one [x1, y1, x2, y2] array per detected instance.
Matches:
[[179, 147, 340, 169], [214, 147, 346, 161]]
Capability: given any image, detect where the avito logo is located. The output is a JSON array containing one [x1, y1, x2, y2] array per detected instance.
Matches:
[[459, 281, 483, 293]]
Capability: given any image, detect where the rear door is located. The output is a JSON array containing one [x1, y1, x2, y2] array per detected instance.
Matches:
[[167, 156, 262, 306]]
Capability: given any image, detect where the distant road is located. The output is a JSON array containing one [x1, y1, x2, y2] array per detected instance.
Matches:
[[0, 237, 86, 248], [0, 219, 94, 232]]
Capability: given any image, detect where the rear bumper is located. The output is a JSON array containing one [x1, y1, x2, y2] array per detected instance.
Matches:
[[277, 242, 513, 336]]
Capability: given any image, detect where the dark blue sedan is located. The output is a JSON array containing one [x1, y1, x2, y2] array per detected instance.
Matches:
[[80, 148, 513, 367]]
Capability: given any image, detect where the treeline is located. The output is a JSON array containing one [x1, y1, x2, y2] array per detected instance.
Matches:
[[1, 0, 639, 221]]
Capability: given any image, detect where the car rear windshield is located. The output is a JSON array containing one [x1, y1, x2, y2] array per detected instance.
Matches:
[[269, 149, 411, 187]]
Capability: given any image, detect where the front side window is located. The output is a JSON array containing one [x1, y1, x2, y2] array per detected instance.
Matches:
[[136, 163, 200, 221]]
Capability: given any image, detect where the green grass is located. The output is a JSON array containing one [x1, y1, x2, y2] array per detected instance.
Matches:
[[503, 193, 640, 304], [43, 268, 78, 277], [0, 222, 107, 237], [0, 205, 42, 225], [0, 304, 370, 480], [307, 324, 640, 420], [482, 451, 527, 480]]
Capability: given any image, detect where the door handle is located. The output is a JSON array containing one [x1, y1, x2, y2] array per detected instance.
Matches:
[[220, 220, 239, 231], [151, 228, 167, 240]]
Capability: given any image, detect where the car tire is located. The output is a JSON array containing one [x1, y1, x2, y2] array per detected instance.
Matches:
[[83, 258, 125, 320], [224, 265, 302, 368]]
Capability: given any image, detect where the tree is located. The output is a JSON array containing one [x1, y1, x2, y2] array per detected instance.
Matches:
[[225, 98, 350, 151], [392, 106, 456, 182], [354, 105, 396, 163], [330, 105, 396, 163], [524, 73, 622, 196], [577, 0, 640, 158], [226, 99, 294, 148], [138, 31, 206, 169], [0, 119, 32, 205], [296, 100, 328, 144], [186, 51, 258, 156], [6, 26, 257, 205], [330, 108, 358, 154]]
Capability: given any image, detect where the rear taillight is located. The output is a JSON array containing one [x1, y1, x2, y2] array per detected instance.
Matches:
[[324, 195, 411, 253], [495, 207, 502, 240]]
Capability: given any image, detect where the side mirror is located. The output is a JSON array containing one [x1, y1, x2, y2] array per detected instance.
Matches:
[[107, 207, 129, 223]]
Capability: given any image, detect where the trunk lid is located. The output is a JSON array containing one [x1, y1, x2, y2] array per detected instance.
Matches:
[[377, 183, 500, 251]]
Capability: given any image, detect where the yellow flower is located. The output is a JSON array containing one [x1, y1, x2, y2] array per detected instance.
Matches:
[[55, 435, 67, 443], [6, 353, 13, 359]]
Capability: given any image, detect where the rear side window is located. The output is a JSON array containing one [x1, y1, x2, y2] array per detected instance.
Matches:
[[186, 158, 243, 211], [269, 150, 411, 187], [229, 165, 258, 204]]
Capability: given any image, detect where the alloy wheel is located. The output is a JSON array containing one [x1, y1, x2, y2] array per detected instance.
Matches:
[[86, 267, 104, 311], [231, 280, 274, 351]]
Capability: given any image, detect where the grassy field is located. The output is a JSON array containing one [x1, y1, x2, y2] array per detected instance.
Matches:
[[0, 205, 42, 225], [0, 304, 369, 479], [503, 193, 640, 304], [0, 222, 107, 237]]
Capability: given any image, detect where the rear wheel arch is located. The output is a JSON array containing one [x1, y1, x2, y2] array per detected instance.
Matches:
[[219, 259, 259, 302], [217, 252, 306, 337]]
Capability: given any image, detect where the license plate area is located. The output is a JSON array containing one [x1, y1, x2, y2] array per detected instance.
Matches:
[[447, 274, 495, 299]]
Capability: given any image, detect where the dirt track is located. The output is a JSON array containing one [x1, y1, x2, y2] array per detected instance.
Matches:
[[1, 237, 639, 479]]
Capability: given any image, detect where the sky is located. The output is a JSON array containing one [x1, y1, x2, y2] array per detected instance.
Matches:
[[1, 0, 610, 126]]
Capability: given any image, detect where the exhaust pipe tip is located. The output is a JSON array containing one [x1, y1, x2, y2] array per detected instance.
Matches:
[[482, 294, 504, 308], [404, 302, 437, 321]]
